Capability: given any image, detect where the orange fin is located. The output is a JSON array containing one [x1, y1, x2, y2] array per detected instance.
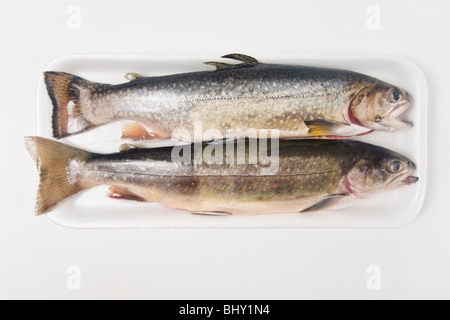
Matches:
[[121, 123, 163, 140], [108, 187, 147, 202], [24, 137, 91, 215], [305, 119, 348, 136], [44, 72, 99, 139]]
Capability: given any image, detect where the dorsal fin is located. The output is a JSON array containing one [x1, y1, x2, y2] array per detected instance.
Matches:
[[204, 53, 259, 71], [221, 53, 258, 64]]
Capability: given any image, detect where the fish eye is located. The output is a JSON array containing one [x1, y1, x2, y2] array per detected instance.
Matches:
[[390, 89, 402, 102], [388, 160, 402, 173]]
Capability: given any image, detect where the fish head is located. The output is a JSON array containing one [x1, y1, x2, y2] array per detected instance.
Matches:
[[345, 145, 418, 197], [349, 82, 413, 131]]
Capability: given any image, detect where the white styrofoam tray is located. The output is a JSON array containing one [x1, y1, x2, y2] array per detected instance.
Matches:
[[35, 54, 427, 228]]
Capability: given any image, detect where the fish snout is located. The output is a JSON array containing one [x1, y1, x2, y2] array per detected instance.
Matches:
[[402, 159, 418, 185]]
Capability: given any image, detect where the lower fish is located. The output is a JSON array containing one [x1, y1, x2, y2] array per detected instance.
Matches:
[[25, 137, 418, 216]]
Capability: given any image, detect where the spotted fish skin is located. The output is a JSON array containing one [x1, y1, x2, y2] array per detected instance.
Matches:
[[24, 137, 418, 215], [83, 140, 355, 214], [45, 55, 412, 141], [86, 64, 366, 135]]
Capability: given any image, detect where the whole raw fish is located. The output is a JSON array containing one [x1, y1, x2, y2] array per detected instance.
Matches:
[[25, 137, 418, 216], [44, 54, 413, 142]]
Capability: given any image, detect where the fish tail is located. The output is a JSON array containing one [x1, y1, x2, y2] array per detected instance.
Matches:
[[24, 136, 91, 215], [44, 71, 97, 139]]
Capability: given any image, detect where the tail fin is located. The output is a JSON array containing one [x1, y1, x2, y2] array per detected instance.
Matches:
[[24, 136, 91, 215], [44, 72, 96, 139]]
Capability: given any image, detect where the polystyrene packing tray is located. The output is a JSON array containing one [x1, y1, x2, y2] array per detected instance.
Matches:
[[35, 54, 427, 229]]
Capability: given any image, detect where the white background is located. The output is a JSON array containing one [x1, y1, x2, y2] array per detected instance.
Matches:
[[0, 0, 448, 299]]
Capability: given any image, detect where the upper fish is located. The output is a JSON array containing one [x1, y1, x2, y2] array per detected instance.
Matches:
[[44, 54, 413, 142]]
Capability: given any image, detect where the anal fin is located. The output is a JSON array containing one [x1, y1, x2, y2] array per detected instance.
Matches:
[[190, 211, 231, 216], [108, 186, 147, 202]]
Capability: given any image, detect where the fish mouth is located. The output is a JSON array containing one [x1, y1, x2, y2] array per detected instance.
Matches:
[[402, 175, 419, 185], [380, 117, 414, 131], [382, 101, 413, 130], [350, 92, 414, 131], [386, 172, 418, 189]]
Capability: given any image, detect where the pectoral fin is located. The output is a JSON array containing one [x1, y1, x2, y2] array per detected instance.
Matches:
[[121, 123, 161, 140], [305, 119, 350, 136], [301, 194, 347, 213]]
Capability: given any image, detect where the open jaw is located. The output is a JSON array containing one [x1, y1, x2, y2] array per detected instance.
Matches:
[[386, 172, 419, 189], [402, 175, 419, 185], [382, 102, 414, 130], [379, 117, 413, 131]]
